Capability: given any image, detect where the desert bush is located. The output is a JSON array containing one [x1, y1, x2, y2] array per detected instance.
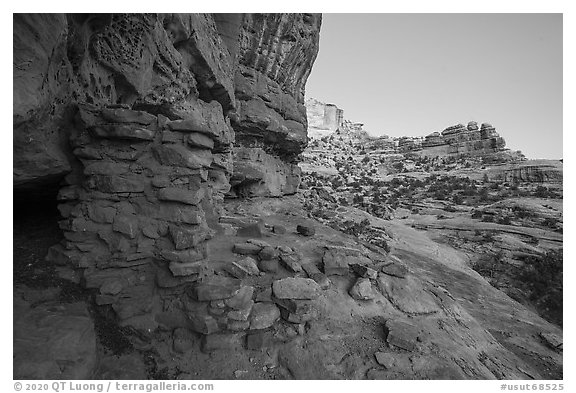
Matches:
[[471, 210, 483, 219], [497, 216, 512, 225], [520, 250, 563, 326], [481, 215, 494, 223]]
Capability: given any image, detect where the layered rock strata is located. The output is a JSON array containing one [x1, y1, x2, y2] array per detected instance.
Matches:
[[229, 14, 321, 197], [419, 122, 506, 157], [14, 13, 320, 329]]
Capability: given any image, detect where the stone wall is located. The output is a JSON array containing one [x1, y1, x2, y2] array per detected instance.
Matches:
[[14, 13, 321, 329]]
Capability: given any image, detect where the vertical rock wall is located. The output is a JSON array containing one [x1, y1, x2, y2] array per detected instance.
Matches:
[[14, 13, 321, 329], [229, 14, 321, 197]]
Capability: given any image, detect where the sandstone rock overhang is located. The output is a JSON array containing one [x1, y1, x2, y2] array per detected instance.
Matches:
[[13, 13, 321, 331]]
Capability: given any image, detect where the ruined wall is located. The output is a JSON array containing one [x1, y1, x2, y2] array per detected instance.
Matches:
[[13, 13, 321, 330]]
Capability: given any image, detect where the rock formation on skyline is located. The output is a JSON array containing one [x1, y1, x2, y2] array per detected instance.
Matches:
[[305, 97, 519, 161]]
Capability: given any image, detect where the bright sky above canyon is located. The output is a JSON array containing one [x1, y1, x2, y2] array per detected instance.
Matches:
[[305, 13, 563, 159]]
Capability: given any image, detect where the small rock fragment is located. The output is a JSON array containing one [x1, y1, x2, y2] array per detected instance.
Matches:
[[374, 352, 395, 369]]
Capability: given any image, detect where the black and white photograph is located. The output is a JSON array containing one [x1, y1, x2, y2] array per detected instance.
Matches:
[[9, 4, 568, 388]]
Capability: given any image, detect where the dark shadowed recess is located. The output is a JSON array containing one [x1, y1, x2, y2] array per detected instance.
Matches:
[[13, 186, 63, 285]]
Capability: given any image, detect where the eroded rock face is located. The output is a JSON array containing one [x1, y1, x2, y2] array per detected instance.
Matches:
[[14, 13, 320, 330], [230, 147, 301, 197], [229, 14, 321, 197]]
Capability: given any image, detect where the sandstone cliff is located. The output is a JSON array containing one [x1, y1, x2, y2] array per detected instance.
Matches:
[[305, 98, 519, 162], [230, 14, 321, 197], [13, 13, 321, 332]]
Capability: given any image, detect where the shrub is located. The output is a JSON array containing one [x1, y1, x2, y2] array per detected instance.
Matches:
[[520, 250, 563, 326], [481, 215, 494, 223]]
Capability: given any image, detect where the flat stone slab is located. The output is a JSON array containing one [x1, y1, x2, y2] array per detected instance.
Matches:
[[233, 243, 262, 255], [272, 277, 321, 300], [385, 320, 420, 352], [378, 275, 440, 315], [381, 262, 409, 278]]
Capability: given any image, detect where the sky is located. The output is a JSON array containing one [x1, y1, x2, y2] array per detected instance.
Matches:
[[305, 13, 563, 159]]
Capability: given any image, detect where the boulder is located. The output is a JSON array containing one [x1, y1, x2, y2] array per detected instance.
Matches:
[[259, 246, 279, 261], [258, 258, 280, 273], [349, 278, 375, 300], [272, 277, 321, 300], [273, 225, 287, 234], [227, 301, 254, 321], [374, 352, 396, 369], [384, 320, 419, 352], [234, 256, 261, 276], [249, 303, 280, 330]]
